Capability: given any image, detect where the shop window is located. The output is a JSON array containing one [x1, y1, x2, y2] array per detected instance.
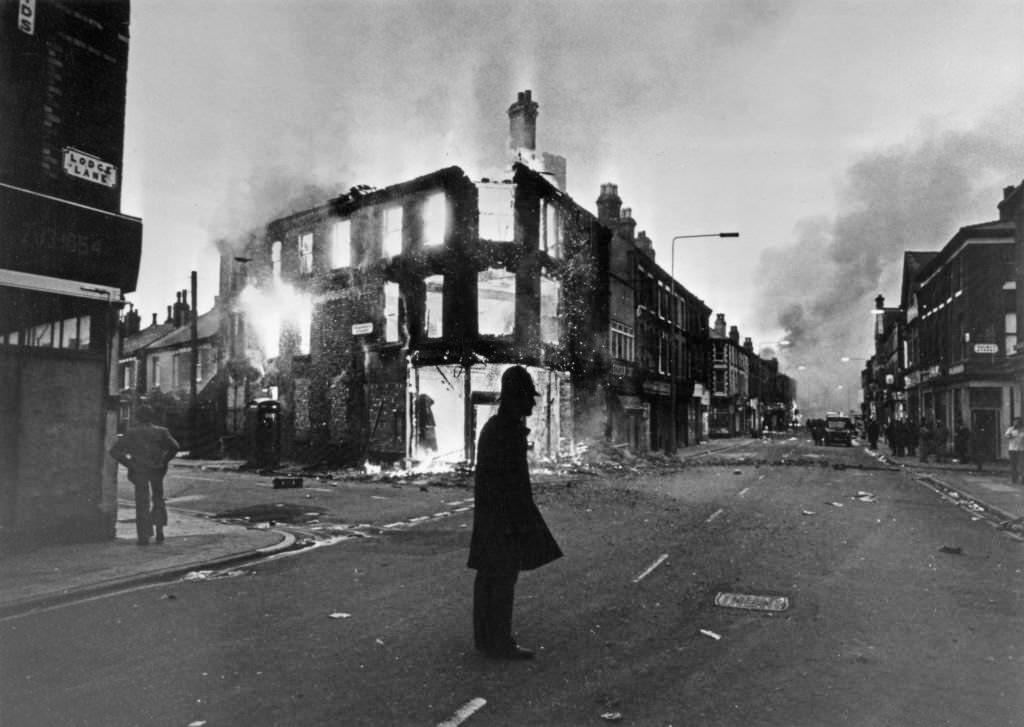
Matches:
[[331, 219, 351, 268], [383, 206, 403, 258], [423, 192, 447, 247], [271, 241, 282, 284], [29, 322, 53, 347], [384, 282, 400, 342], [424, 275, 443, 338], [298, 232, 314, 276], [540, 274, 561, 343], [151, 357, 162, 389], [478, 268, 515, 335], [1006, 312, 1018, 356], [478, 184, 514, 242]]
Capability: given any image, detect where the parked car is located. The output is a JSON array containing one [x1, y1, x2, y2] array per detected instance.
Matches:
[[824, 415, 854, 446]]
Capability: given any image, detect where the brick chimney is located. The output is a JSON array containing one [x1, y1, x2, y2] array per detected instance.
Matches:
[[713, 313, 727, 337], [508, 90, 539, 153], [636, 231, 655, 261], [729, 325, 740, 344], [743, 337, 754, 353], [618, 207, 637, 244], [596, 183, 622, 223]]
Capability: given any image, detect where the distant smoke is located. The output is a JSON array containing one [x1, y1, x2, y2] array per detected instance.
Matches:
[[756, 100, 1024, 415]]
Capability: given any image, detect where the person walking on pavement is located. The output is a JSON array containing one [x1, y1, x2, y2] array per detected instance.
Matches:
[[903, 418, 917, 458], [109, 405, 179, 545], [468, 366, 563, 660], [1004, 417, 1024, 483]]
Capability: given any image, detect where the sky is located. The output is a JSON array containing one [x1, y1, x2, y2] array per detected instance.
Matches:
[[120, 0, 1024, 416]]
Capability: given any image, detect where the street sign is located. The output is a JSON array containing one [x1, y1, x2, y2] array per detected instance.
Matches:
[[351, 322, 373, 335], [973, 343, 998, 354]]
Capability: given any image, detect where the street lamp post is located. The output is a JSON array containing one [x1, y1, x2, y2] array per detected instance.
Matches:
[[667, 232, 739, 455]]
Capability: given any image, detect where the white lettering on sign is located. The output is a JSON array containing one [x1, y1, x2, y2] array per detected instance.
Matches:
[[351, 322, 374, 335], [62, 148, 118, 188], [18, 0, 35, 35], [973, 343, 999, 354]]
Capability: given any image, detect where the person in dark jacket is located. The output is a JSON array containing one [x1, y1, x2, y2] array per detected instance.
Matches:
[[109, 405, 179, 544], [468, 366, 562, 660]]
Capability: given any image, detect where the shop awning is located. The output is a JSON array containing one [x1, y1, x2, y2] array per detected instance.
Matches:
[[0, 268, 121, 301]]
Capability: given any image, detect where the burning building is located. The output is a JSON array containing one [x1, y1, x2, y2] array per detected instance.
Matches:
[[218, 91, 792, 466]]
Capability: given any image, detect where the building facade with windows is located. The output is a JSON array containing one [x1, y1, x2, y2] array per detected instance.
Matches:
[[899, 193, 1018, 461], [222, 161, 609, 465], [0, 0, 142, 546]]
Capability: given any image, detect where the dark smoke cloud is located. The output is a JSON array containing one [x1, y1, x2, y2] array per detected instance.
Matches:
[[756, 98, 1024, 416]]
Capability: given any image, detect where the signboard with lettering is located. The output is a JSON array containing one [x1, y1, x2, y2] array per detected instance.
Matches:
[[0, 182, 142, 292], [973, 343, 999, 354], [18, 0, 35, 34], [62, 148, 118, 188], [351, 322, 374, 335]]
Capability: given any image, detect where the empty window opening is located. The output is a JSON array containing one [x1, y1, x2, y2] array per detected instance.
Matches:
[[478, 268, 515, 335], [424, 275, 443, 338], [478, 184, 514, 242]]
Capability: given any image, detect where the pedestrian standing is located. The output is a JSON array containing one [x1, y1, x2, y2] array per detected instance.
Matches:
[[934, 420, 950, 463], [918, 420, 933, 463], [109, 405, 179, 545], [1004, 418, 1024, 483], [954, 420, 971, 464], [903, 419, 917, 458], [867, 418, 880, 450], [468, 366, 562, 660]]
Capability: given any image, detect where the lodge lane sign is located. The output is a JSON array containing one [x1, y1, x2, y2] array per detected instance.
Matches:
[[0, 182, 142, 293], [973, 343, 999, 355], [62, 148, 118, 188]]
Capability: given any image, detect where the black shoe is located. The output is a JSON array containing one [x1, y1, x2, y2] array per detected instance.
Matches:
[[155, 527, 165, 543], [136, 537, 149, 545], [487, 645, 534, 660]]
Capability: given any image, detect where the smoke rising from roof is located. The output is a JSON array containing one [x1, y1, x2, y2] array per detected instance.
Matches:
[[755, 98, 1024, 416]]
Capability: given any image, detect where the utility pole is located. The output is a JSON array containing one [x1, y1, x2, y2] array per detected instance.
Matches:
[[190, 270, 199, 453]]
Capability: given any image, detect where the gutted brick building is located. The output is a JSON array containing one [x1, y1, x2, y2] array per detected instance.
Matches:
[[221, 160, 611, 465]]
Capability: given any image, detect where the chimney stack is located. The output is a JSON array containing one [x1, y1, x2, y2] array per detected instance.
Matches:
[[166, 305, 173, 325], [596, 183, 622, 223], [508, 90, 539, 153], [152, 313, 158, 327], [743, 337, 754, 352], [729, 325, 740, 344], [713, 313, 727, 337]]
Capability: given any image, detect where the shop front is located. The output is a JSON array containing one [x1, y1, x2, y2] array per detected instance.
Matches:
[[0, 183, 141, 546]]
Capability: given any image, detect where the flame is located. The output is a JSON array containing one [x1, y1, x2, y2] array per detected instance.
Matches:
[[238, 283, 314, 359]]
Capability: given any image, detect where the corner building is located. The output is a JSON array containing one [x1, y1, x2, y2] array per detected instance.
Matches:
[[0, 0, 142, 545]]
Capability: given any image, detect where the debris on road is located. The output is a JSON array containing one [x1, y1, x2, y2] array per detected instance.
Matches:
[[632, 553, 669, 583], [699, 628, 722, 641], [854, 491, 878, 503], [801, 509, 816, 516], [714, 592, 789, 612], [829, 501, 844, 507], [939, 545, 963, 555], [328, 612, 352, 619], [183, 569, 249, 581], [600, 712, 623, 722], [437, 697, 487, 727]]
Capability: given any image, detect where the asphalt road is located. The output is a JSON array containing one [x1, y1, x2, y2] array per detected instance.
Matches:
[[2, 437, 1022, 726]]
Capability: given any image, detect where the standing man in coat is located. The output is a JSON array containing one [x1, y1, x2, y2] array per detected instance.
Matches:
[[109, 405, 179, 545], [1004, 417, 1024, 483], [468, 366, 562, 660]]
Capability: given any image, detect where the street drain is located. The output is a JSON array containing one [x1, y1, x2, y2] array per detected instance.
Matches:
[[714, 592, 789, 612]]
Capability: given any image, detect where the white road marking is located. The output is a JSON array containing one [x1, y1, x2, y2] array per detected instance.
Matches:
[[632, 553, 669, 583], [737, 487, 750, 497], [705, 508, 724, 523], [437, 697, 487, 727]]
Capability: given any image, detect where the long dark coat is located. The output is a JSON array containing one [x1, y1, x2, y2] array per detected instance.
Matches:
[[468, 410, 562, 572]]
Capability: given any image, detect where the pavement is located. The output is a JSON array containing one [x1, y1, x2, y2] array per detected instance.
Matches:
[[1, 441, 1021, 620]]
